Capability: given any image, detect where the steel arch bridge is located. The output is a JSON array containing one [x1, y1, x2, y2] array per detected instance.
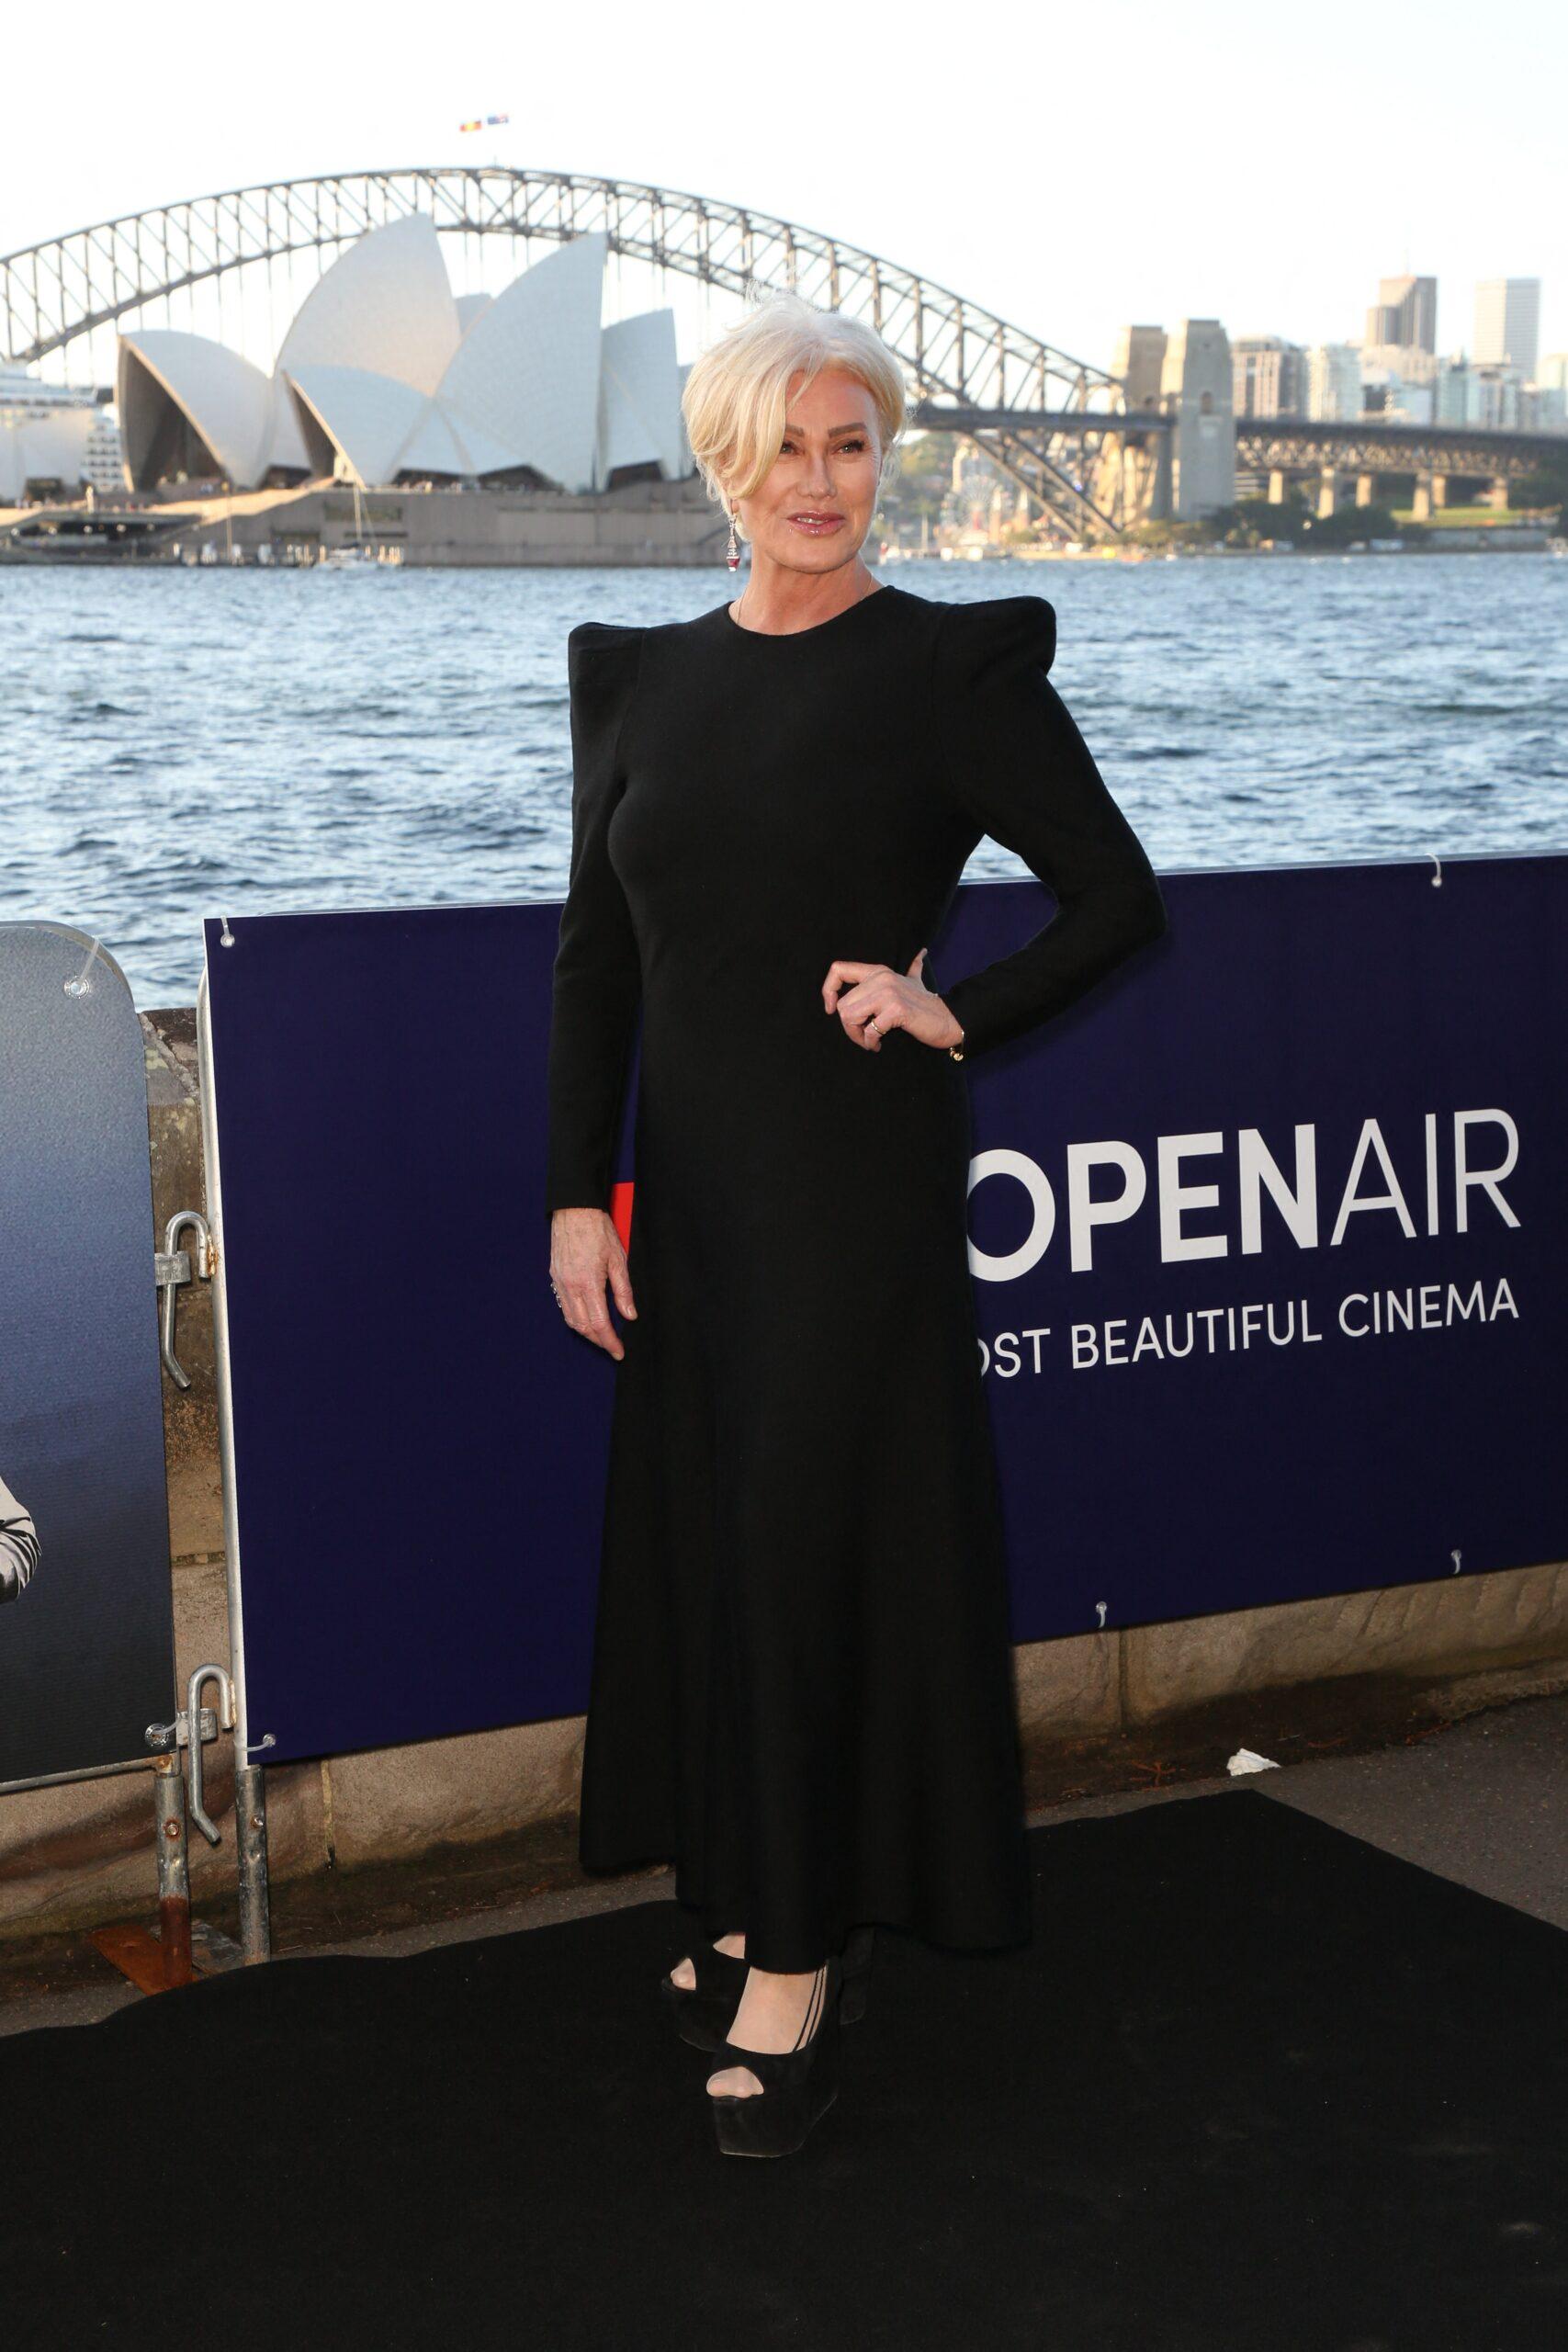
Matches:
[[0, 167, 1140, 540]]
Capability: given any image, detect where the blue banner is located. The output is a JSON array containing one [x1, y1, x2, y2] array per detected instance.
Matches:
[[203, 851, 1566, 1767], [948, 852, 1563, 1633]]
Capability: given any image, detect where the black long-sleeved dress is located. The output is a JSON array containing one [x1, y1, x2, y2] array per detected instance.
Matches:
[[546, 583, 1167, 1973]]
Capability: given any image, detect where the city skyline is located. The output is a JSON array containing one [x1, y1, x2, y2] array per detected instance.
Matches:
[[2, 0, 1561, 384]]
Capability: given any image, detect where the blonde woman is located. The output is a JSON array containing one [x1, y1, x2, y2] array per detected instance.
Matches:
[[547, 290, 1167, 2157]]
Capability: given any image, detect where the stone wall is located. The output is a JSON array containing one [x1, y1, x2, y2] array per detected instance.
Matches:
[[171, 473, 729, 567]]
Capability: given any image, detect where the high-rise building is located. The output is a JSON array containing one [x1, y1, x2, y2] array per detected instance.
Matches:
[[1436, 356, 1526, 430], [1307, 345, 1363, 423], [1231, 335, 1309, 418], [1358, 349, 1437, 426], [1473, 280, 1541, 379], [1365, 276, 1438, 356], [1536, 356, 1568, 433]]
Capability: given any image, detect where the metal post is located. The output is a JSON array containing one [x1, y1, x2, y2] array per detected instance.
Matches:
[[152, 1751, 194, 1987], [197, 963, 274, 1962], [234, 1763, 272, 1963]]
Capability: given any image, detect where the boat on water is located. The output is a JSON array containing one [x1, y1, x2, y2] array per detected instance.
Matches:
[[317, 477, 402, 567], [0, 505, 185, 563]]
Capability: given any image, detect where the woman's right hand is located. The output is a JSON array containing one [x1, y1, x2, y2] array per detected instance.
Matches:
[[549, 1207, 637, 1360]]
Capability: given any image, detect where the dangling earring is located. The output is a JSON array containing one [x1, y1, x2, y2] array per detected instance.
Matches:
[[727, 504, 741, 571]]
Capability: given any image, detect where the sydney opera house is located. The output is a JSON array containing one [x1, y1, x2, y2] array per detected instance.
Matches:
[[116, 214, 694, 497]]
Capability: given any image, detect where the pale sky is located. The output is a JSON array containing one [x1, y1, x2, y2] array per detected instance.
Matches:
[[4, 0, 1562, 379]]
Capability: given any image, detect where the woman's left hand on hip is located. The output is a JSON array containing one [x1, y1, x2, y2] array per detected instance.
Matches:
[[821, 948, 964, 1053]]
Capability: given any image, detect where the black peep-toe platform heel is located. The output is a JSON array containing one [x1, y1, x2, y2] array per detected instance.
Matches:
[[705, 1951, 842, 2158], [658, 1933, 748, 2048], [669, 1923, 874, 2052]]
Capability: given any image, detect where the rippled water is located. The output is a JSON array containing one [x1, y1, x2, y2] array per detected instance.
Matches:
[[1, 553, 1563, 1008]]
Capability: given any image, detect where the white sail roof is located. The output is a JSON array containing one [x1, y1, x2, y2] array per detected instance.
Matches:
[[283, 365, 430, 488], [434, 231, 608, 491], [266, 371, 314, 473], [391, 400, 471, 480], [598, 308, 685, 481], [395, 398, 522, 481], [116, 331, 276, 489], [109, 219, 691, 495], [277, 213, 462, 398]]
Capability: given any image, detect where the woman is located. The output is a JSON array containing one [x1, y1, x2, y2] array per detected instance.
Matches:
[[546, 290, 1167, 2158]]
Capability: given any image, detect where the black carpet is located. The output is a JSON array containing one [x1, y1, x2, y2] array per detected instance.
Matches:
[[5, 1791, 1564, 2352]]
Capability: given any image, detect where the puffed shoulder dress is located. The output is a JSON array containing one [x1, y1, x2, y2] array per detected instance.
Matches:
[[546, 583, 1167, 1973]]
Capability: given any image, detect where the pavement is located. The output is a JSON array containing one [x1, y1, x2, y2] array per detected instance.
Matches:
[[2, 1687, 1561, 2042]]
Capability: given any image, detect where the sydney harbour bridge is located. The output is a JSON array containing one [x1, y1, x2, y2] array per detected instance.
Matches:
[[2, 168, 1557, 544]]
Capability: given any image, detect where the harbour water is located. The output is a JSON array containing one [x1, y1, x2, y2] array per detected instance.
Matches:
[[1, 553, 1563, 1009]]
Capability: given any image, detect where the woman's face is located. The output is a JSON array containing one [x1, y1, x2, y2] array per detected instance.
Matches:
[[734, 367, 883, 575]]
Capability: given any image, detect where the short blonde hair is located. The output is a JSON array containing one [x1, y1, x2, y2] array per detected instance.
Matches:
[[682, 289, 907, 532]]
